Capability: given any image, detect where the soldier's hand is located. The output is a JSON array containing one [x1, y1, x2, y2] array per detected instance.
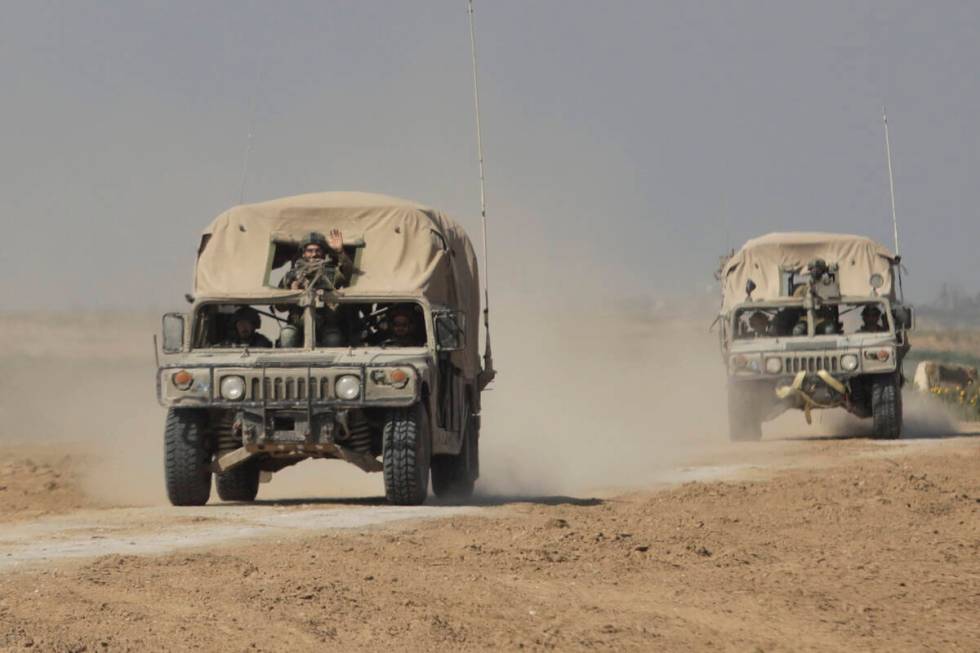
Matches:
[[290, 279, 302, 290], [328, 228, 344, 253]]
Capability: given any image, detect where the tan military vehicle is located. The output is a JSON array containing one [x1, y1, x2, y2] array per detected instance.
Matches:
[[719, 233, 913, 441], [156, 192, 494, 505]]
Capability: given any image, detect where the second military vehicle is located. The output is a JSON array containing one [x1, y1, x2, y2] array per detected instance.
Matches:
[[156, 192, 494, 505], [719, 232, 914, 441]]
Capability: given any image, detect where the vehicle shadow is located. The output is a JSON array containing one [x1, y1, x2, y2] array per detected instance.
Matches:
[[897, 429, 980, 441], [241, 496, 389, 507], [771, 432, 868, 442], [219, 495, 604, 508], [432, 494, 604, 508], [770, 429, 980, 442]]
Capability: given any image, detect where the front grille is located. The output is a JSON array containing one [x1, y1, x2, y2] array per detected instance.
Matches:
[[254, 373, 331, 401], [214, 367, 369, 403], [784, 354, 839, 374], [221, 370, 334, 401]]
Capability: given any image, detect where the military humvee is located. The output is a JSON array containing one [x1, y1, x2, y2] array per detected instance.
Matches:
[[156, 192, 494, 505], [718, 233, 913, 441]]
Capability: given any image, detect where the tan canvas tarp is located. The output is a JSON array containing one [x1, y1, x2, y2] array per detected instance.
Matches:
[[721, 232, 895, 313], [194, 191, 481, 377]]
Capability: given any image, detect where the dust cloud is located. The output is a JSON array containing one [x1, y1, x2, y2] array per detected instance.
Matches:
[[477, 298, 730, 497], [1, 303, 965, 507], [821, 389, 960, 440], [0, 312, 166, 506]]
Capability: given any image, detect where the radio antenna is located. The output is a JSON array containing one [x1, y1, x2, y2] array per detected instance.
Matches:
[[468, 0, 495, 386], [882, 105, 900, 257], [882, 105, 906, 301]]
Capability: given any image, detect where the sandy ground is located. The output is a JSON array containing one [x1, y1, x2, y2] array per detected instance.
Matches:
[[1, 312, 978, 651], [0, 435, 976, 651]]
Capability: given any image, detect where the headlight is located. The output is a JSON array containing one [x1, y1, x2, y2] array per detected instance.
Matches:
[[840, 354, 859, 372], [219, 376, 246, 400], [765, 357, 783, 374], [335, 375, 361, 400]]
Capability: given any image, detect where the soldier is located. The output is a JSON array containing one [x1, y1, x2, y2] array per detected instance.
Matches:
[[747, 311, 770, 337], [771, 307, 803, 337], [859, 304, 886, 333], [278, 229, 354, 347], [790, 304, 840, 336], [280, 229, 353, 291], [383, 304, 424, 346], [221, 307, 273, 348]]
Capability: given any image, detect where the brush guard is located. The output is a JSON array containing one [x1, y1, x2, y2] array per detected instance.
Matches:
[[775, 370, 848, 424]]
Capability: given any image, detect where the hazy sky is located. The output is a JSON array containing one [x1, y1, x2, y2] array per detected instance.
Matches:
[[1, 1, 978, 309]]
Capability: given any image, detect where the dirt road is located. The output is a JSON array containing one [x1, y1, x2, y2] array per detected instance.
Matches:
[[0, 433, 977, 652]]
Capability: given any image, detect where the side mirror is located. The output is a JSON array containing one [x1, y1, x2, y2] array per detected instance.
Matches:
[[162, 313, 186, 353], [434, 310, 466, 352], [893, 305, 914, 331], [745, 279, 757, 300]]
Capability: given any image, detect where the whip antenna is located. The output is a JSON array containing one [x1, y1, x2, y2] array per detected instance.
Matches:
[[468, 0, 495, 386], [882, 105, 906, 300], [882, 105, 900, 257]]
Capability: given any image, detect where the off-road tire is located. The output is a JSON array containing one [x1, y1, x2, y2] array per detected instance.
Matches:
[[728, 382, 763, 442], [215, 459, 260, 502], [871, 373, 903, 440], [847, 378, 873, 419], [431, 411, 477, 500], [382, 405, 431, 505], [164, 408, 212, 506]]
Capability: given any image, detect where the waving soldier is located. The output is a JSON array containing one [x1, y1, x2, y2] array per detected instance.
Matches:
[[277, 229, 354, 347], [280, 229, 353, 292]]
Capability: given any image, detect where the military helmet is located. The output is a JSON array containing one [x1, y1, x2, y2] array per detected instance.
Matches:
[[806, 258, 829, 278], [232, 306, 261, 328], [299, 232, 329, 250]]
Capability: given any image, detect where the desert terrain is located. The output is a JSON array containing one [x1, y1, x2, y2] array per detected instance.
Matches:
[[0, 312, 977, 651]]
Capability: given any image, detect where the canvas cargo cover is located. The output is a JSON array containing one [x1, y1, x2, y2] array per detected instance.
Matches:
[[721, 232, 896, 313], [194, 191, 481, 377]]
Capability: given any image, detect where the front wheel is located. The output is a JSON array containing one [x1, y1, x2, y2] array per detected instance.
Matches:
[[216, 459, 260, 502], [164, 408, 212, 506], [871, 373, 903, 440], [431, 411, 478, 500], [382, 405, 431, 505]]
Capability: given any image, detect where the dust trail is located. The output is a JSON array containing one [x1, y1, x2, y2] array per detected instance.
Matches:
[[478, 300, 729, 497], [810, 390, 959, 440], [0, 313, 166, 506]]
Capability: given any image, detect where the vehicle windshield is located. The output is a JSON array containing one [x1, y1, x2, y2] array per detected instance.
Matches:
[[314, 301, 426, 349], [192, 303, 295, 349], [192, 301, 428, 350], [733, 301, 890, 339]]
